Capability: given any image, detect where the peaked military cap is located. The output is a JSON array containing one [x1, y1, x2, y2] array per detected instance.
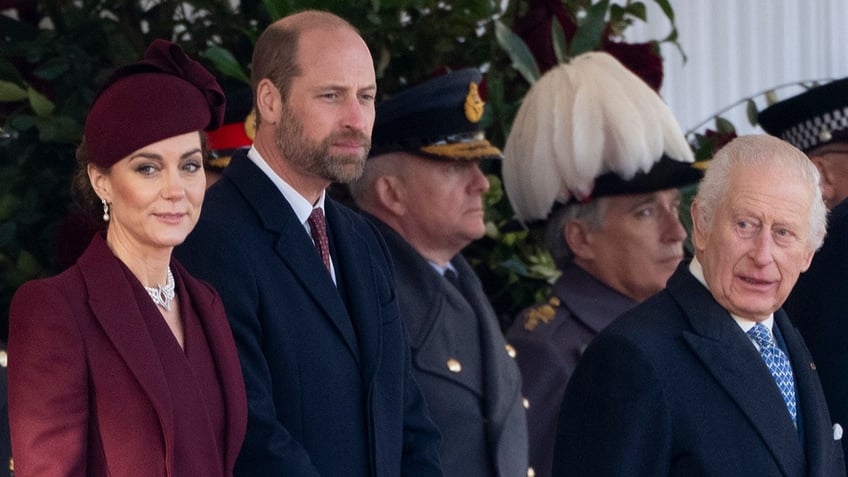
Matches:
[[759, 78, 848, 153], [370, 68, 502, 161]]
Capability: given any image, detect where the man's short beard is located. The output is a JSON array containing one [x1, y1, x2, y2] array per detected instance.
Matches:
[[275, 108, 370, 184]]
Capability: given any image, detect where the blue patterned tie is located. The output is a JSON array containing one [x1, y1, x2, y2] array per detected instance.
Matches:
[[747, 323, 797, 425]]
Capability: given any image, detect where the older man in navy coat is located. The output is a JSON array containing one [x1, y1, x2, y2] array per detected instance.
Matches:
[[350, 69, 528, 477], [761, 78, 848, 472], [553, 135, 844, 477], [177, 11, 442, 477]]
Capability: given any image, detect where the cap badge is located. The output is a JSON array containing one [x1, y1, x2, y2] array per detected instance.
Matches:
[[819, 129, 833, 143], [464, 82, 484, 123]]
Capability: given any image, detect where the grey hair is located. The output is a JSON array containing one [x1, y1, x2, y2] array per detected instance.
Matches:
[[349, 152, 407, 211], [544, 198, 608, 268], [694, 134, 827, 251]]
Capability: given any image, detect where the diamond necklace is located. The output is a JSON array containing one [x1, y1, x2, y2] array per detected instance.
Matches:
[[145, 268, 175, 311]]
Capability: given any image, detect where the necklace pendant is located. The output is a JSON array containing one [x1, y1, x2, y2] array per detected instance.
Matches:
[[150, 286, 173, 311], [145, 268, 175, 311]]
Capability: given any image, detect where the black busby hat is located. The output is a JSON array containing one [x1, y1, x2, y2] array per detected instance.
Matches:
[[370, 68, 502, 161], [758, 78, 848, 153], [590, 155, 703, 199]]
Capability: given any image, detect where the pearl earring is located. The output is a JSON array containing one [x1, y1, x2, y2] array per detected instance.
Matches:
[[101, 199, 110, 222]]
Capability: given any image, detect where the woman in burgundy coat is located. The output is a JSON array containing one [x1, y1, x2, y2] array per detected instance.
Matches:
[[7, 39, 247, 477]]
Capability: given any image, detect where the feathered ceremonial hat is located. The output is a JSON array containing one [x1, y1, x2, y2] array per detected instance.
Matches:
[[502, 51, 700, 223]]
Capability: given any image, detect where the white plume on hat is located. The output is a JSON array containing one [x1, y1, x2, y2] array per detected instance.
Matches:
[[503, 51, 694, 222]]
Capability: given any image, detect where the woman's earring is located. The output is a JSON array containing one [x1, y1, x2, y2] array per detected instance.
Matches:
[[101, 199, 110, 222]]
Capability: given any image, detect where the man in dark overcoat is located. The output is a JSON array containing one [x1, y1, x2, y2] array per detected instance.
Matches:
[[350, 69, 529, 477], [761, 79, 848, 471], [553, 135, 844, 476], [177, 10, 443, 477], [500, 51, 702, 477]]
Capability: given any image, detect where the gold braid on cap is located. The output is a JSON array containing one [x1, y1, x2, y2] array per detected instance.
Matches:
[[420, 141, 502, 160]]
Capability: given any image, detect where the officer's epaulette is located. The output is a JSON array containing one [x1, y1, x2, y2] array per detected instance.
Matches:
[[522, 296, 561, 331]]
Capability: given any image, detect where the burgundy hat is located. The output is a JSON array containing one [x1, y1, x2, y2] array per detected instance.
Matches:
[[84, 39, 225, 168]]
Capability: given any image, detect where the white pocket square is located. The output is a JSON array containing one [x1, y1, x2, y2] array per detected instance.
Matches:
[[833, 423, 843, 441]]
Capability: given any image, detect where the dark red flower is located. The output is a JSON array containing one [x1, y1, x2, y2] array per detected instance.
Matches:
[[601, 39, 664, 92], [513, 0, 577, 75], [512, 1, 664, 92]]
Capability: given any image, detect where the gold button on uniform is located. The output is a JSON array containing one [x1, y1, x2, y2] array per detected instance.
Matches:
[[523, 397, 530, 409], [505, 343, 517, 358], [527, 467, 536, 477], [447, 358, 462, 373]]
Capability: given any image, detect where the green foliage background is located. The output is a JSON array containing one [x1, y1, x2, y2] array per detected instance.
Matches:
[[0, 0, 677, 337]]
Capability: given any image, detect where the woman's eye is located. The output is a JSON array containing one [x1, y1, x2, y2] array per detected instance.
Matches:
[[136, 164, 157, 175]]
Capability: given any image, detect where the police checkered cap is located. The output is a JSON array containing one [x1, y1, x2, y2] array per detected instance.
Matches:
[[759, 78, 848, 152]]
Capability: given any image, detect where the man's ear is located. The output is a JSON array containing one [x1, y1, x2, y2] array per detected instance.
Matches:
[[375, 175, 406, 216], [810, 155, 835, 205], [255, 78, 283, 125], [690, 199, 707, 254], [565, 220, 595, 260], [800, 247, 815, 274]]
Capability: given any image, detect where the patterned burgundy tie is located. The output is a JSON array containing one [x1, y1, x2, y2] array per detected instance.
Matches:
[[307, 208, 332, 274]]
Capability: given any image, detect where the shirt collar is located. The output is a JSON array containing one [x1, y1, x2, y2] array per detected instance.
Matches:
[[247, 146, 327, 226], [430, 261, 457, 277]]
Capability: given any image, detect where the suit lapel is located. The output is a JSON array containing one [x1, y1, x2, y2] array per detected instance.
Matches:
[[777, 312, 834, 476], [77, 236, 175, 453], [174, 261, 247, 471], [272, 207, 361, 361], [453, 257, 527, 477], [327, 202, 380, 380], [453, 256, 509, 399], [226, 153, 361, 362], [371, 216, 480, 390], [669, 267, 804, 476]]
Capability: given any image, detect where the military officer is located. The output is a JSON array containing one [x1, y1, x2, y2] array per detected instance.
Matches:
[[350, 69, 530, 477], [501, 51, 703, 477]]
